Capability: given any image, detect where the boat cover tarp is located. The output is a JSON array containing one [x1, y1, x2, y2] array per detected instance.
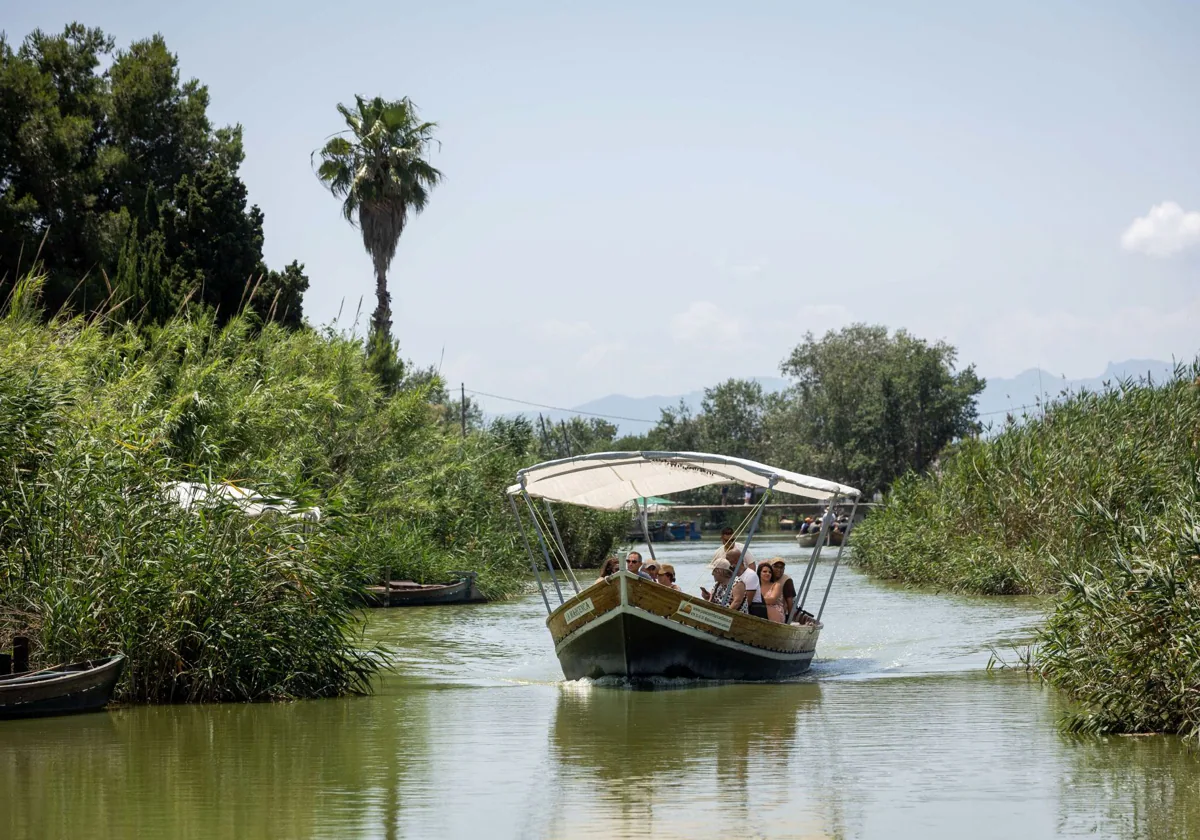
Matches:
[[507, 451, 859, 510], [164, 481, 321, 522]]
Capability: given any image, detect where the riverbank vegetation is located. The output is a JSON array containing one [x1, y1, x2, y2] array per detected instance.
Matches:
[[853, 366, 1200, 738], [0, 281, 625, 701]]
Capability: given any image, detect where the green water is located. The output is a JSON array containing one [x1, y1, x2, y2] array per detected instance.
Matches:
[[4, 538, 1199, 839]]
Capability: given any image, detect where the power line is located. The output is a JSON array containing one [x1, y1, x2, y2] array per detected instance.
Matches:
[[978, 402, 1039, 417], [463, 388, 657, 425]]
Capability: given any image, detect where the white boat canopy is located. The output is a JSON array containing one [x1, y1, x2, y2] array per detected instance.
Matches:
[[507, 451, 859, 511]]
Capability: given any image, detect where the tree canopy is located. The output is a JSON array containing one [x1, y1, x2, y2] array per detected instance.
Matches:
[[0, 24, 307, 324], [770, 324, 983, 494], [315, 95, 441, 342], [538, 325, 984, 497]]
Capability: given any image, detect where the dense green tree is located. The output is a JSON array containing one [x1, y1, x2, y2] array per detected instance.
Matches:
[[532, 415, 619, 459], [314, 95, 441, 345], [0, 24, 305, 325], [698, 379, 767, 461], [769, 323, 984, 495], [252, 261, 310, 329], [647, 400, 702, 452]]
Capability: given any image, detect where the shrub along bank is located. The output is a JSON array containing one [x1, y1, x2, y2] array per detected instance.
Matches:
[[0, 277, 623, 703], [853, 365, 1200, 737]]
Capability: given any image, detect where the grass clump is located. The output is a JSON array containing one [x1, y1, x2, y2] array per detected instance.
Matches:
[[852, 363, 1200, 737]]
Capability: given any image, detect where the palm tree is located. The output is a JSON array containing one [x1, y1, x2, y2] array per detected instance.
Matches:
[[315, 96, 441, 340]]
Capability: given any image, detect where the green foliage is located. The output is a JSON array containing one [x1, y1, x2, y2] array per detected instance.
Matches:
[[0, 283, 553, 703], [698, 379, 767, 461], [1039, 511, 1200, 739], [771, 324, 984, 496], [598, 326, 981, 498], [532, 415, 619, 460], [853, 364, 1200, 737], [0, 24, 303, 325], [315, 95, 442, 338]]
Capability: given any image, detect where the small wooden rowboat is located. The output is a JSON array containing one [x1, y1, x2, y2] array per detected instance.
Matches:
[[795, 531, 820, 548], [548, 572, 820, 680], [0, 655, 125, 720], [363, 572, 484, 607]]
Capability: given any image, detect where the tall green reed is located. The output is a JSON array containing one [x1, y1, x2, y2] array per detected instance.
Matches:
[[852, 364, 1200, 736]]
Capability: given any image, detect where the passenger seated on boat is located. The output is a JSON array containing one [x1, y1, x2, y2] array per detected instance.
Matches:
[[656, 564, 681, 591], [727, 549, 760, 608], [627, 551, 655, 580], [596, 557, 620, 581], [724, 550, 757, 614], [643, 561, 660, 580], [757, 562, 785, 622], [700, 559, 743, 610], [800, 517, 814, 534], [771, 559, 796, 618]]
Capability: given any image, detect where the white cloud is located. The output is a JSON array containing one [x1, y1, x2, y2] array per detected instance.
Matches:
[[669, 301, 744, 344], [577, 341, 627, 370], [1120, 201, 1200, 257]]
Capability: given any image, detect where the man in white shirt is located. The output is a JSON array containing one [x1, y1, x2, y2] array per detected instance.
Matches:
[[711, 527, 754, 569], [725, 548, 760, 613]]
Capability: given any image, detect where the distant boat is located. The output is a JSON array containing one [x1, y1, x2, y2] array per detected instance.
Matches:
[[667, 521, 701, 541], [0, 655, 124, 720], [796, 527, 845, 548], [363, 572, 485, 607]]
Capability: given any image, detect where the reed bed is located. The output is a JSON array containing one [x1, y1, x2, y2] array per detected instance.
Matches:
[[0, 274, 584, 702], [852, 363, 1200, 736]]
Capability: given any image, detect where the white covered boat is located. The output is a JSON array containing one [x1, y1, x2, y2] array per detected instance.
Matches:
[[506, 451, 859, 681]]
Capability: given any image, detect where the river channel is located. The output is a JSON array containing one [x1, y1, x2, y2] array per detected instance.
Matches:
[[4, 538, 1199, 839]]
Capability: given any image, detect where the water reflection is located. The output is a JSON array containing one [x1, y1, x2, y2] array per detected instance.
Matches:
[[548, 681, 834, 839]]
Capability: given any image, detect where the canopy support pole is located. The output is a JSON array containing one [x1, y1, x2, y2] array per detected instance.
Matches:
[[543, 500, 580, 595], [723, 480, 774, 606], [791, 495, 838, 622], [639, 498, 659, 568], [507, 492, 550, 614], [817, 497, 858, 622], [521, 488, 565, 606]]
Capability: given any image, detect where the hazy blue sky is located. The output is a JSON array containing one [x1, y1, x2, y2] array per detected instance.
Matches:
[[10, 1, 1200, 411]]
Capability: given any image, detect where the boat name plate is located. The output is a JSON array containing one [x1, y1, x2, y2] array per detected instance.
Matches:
[[675, 601, 733, 631], [564, 598, 595, 624]]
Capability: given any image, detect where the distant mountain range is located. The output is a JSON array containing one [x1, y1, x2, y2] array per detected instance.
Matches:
[[498, 361, 1182, 434], [974, 359, 1178, 427]]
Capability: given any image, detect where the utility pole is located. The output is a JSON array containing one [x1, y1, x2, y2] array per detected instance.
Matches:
[[460, 383, 467, 439], [537, 414, 552, 457], [560, 420, 573, 457]]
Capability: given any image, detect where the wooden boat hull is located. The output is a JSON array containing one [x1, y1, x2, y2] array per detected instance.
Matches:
[[795, 530, 844, 547], [546, 574, 819, 681], [363, 574, 484, 607], [0, 655, 124, 720]]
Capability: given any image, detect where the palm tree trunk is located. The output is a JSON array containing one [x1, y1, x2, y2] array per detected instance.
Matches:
[[371, 263, 392, 339]]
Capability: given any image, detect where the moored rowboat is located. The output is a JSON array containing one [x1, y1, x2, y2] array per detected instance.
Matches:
[[0, 655, 125, 720], [363, 572, 484, 607]]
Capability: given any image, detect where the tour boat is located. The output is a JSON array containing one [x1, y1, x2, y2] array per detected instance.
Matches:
[[507, 452, 859, 682]]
